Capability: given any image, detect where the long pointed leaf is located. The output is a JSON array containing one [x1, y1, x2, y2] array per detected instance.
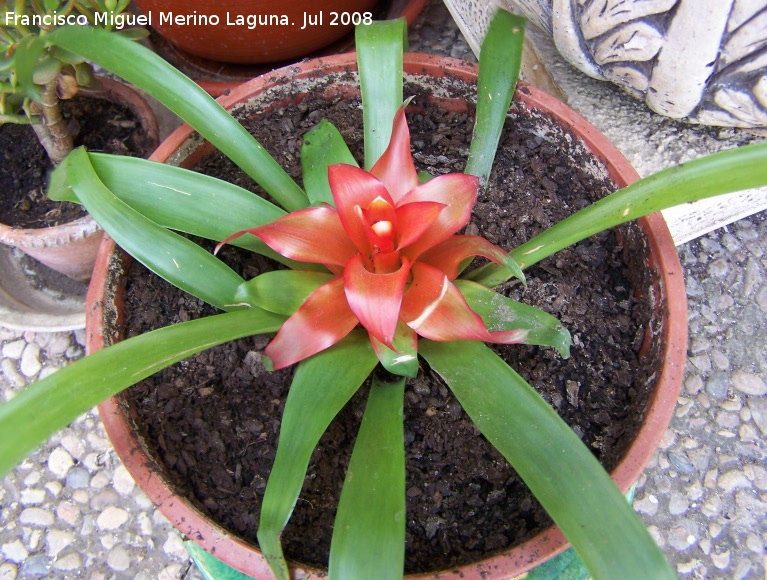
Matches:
[[468, 140, 767, 286], [46, 26, 308, 212], [0, 309, 286, 477], [329, 374, 406, 580], [62, 148, 245, 310], [419, 340, 674, 580], [357, 19, 405, 169], [234, 270, 335, 315], [49, 153, 325, 272], [302, 119, 358, 206], [257, 332, 378, 580], [465, 10, 526, 183], [454, 279, 570, 357]]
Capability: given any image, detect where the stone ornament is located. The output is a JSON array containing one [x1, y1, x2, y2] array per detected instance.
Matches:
[[452, 0, 767, 128]]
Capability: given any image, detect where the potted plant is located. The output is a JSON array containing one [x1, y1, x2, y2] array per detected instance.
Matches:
[[0, 0, 158, 283], [2, 10, 767, 580]]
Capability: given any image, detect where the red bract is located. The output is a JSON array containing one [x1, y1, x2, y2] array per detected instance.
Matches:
[[223, 106, 527, 370]]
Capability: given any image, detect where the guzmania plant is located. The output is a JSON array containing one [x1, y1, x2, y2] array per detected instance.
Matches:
[[2, 10, 767, 580], [1, 0, 145, 164]]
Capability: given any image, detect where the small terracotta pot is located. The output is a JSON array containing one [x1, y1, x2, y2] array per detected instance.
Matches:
[[0, 77, 160, 283], [136, 0, 427, 96], [89, 53, 687, 579], [134, 0, 379, 65]]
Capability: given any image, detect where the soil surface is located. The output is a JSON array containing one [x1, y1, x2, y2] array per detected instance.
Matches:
[[117, 83, 658, 573], [0, 91, 154, 228]]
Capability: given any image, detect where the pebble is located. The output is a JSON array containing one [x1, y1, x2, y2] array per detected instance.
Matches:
[[19, 554, 50, 577], [634, 494, 659, 516], [1, 359, 25, 390], [55, 503, 81, 527], [2, 340, 25, 359], [96, 506, 129, 531], [46, 448, 74, 479], [45, 530, 74, 557], [718, 470, 752, 493], [112, 465, 136, 496], [668, 523, 699, 551], [162, 533, 187, 559], [18, 508, 54, 527], [711, 550, 731, 569], [733, 371, 767, 396], [669, 492, 689, 515], [747, 397, 767, 435], [19, 343, 42, 378], [20, 489, 45, 506], [710, 350, 730, 370], [65, 467, 90, 489], [106, 546, 131, 571], [1, 540, 28, 563], [53, 552, 81, 572], [705, 373, 730, 399], [747, 533, 765, 553]]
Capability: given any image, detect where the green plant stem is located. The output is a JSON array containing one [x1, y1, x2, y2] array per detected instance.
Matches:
[[29, 79, 72, 164]]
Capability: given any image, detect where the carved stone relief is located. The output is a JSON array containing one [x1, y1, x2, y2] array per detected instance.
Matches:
[[490, 0, 767, 128]]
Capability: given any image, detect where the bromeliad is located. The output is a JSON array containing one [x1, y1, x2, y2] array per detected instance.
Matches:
[[217, 106, 526, 374]]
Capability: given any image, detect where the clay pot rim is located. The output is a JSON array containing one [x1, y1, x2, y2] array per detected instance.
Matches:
[[92, 52, 686, 579]]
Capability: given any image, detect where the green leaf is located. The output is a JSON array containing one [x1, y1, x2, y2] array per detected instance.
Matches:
[[61, 148, 245, 310], [454, 279, 571, 357], [370, 320, 419, 378], [329, 373, 406, 580], [31, 56, 61, 85], [49, 152, 323, 270], [301, 119, 358, 206], [13, 34, 45, 100], [257, 332, 377, 580], [115, 27, 150, 40], [185, 541, 255, 580], [356, 18, 405, 170], [419, 340, 674, 580], [234, 270, 334, 314], [0, 309, 286, 477], [46, 26, 308, 212], [468, 140, 767, 286], [465, 10, 526, 183], [49, 46, 87, 65]]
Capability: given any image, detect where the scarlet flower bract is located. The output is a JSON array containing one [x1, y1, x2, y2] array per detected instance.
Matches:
[[222, 106, 526, 370]]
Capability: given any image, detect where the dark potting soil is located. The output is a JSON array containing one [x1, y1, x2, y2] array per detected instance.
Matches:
[[118, 86, 658, 573], [0, 92, 154, 228]]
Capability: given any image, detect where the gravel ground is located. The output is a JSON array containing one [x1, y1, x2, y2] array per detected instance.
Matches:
[[2, 1, 767, 578]]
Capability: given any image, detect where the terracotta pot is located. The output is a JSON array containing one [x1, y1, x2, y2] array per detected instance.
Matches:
[[88, 53, 687, 578], [0, 77, 160, 283], [134, 0, 379, 65], [136, 0, 427, 96]]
